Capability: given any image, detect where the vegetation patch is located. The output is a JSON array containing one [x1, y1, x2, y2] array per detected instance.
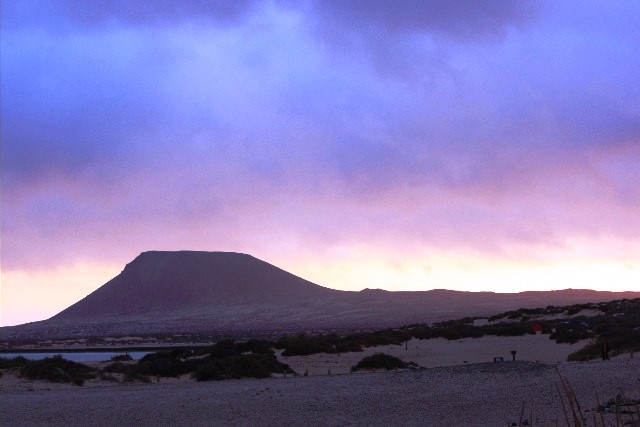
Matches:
[[109, 353, 133, 362], [351, 353, 414, 372], [4, 298, 637, 377], [20, 355, 97, 386], [0, 356, 29, 369], [100, 342, 295, 382], [136, 350, 201, 377], [276, 334, 337, 356], [274, 330, 411, 357], [194, 354, 293, 381]]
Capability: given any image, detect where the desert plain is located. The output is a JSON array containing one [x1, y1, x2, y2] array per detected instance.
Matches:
[[2, 254, 638, 425], [2, 334, 639, 426]]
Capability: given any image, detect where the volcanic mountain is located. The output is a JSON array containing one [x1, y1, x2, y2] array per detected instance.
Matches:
[[53, 251, 338, 319], [3, 250, 639, 340]]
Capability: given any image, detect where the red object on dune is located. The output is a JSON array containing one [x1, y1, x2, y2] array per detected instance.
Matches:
[[533, 324, 543, 333]]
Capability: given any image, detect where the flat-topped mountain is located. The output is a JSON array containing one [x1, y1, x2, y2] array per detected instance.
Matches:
[[3, 251, 639, 340], [53, 251, 339, 320]]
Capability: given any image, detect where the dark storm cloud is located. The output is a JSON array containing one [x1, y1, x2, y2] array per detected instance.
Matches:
[[2, 0, 259, 30], [0, 28, 173, 190], [1, 0, 640, 273], [62, 0, 257, 25], [309, 0, 539, 39]]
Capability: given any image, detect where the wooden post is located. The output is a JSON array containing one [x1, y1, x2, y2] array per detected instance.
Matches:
[[602, 342, 610, 360]]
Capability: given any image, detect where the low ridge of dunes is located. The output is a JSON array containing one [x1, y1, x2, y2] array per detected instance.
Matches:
[[2, 251, 639, 340]]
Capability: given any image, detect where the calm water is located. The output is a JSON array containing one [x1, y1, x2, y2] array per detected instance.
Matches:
[[0, 352, 151, 362]]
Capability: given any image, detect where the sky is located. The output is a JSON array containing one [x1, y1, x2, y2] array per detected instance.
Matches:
[[1, 0, 639, 326]]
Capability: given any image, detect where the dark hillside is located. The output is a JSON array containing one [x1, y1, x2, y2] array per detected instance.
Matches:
[[53, 251, 338, 319]]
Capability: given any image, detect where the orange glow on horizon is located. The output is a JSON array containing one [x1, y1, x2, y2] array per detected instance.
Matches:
[[1, 264, 121, 327], [292, 254, 640, 294]]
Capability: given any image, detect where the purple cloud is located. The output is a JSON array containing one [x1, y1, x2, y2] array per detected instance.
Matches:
[[309, 0, 539, 39], [2, 0, 640, 276], [2, 0, 259, 31]]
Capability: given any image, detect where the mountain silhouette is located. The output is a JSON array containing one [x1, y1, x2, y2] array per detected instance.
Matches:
[[53, 251, 338, 319], [3, 250, 639, 340]]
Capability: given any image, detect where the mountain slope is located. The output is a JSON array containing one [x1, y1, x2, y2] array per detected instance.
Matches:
[[53, 251, 338, 319]]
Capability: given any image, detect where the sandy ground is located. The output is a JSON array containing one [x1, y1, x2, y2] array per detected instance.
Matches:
[[278, 335, 584, 376], [1, 338, 639, 426]]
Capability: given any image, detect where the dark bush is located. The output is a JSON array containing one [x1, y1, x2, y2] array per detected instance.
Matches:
[[427, 320, 486, 340], [278, 334, 336, 356], [236, 339, 275, 355], [168, 348, 194, 359], [137, 351, 199, 377], [361, 330, 410, 347], [20, 356, 97, 386], [335, 340, 362, 353], [409, 325, 434, 340], [207, 340, 241, 358], [550, 323, 592, 344], [109, 353, 133, 362], [351, 353, 410, 372], [567, 342, 603, 361], [562, 299, 640, 360], [194, 354, 294, 381], [488, 313, 507, 322], [103, 361, 151, 382], [196, 339, 276, 357], [122, 341, 291, 381], [0, 356, 28, 369], [491, 322, 536, 337]]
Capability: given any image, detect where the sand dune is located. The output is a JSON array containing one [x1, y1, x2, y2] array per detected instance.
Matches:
[[277, 334, 586, 376], [2, 337, 638, 426], [2, 358, 638, 426]]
